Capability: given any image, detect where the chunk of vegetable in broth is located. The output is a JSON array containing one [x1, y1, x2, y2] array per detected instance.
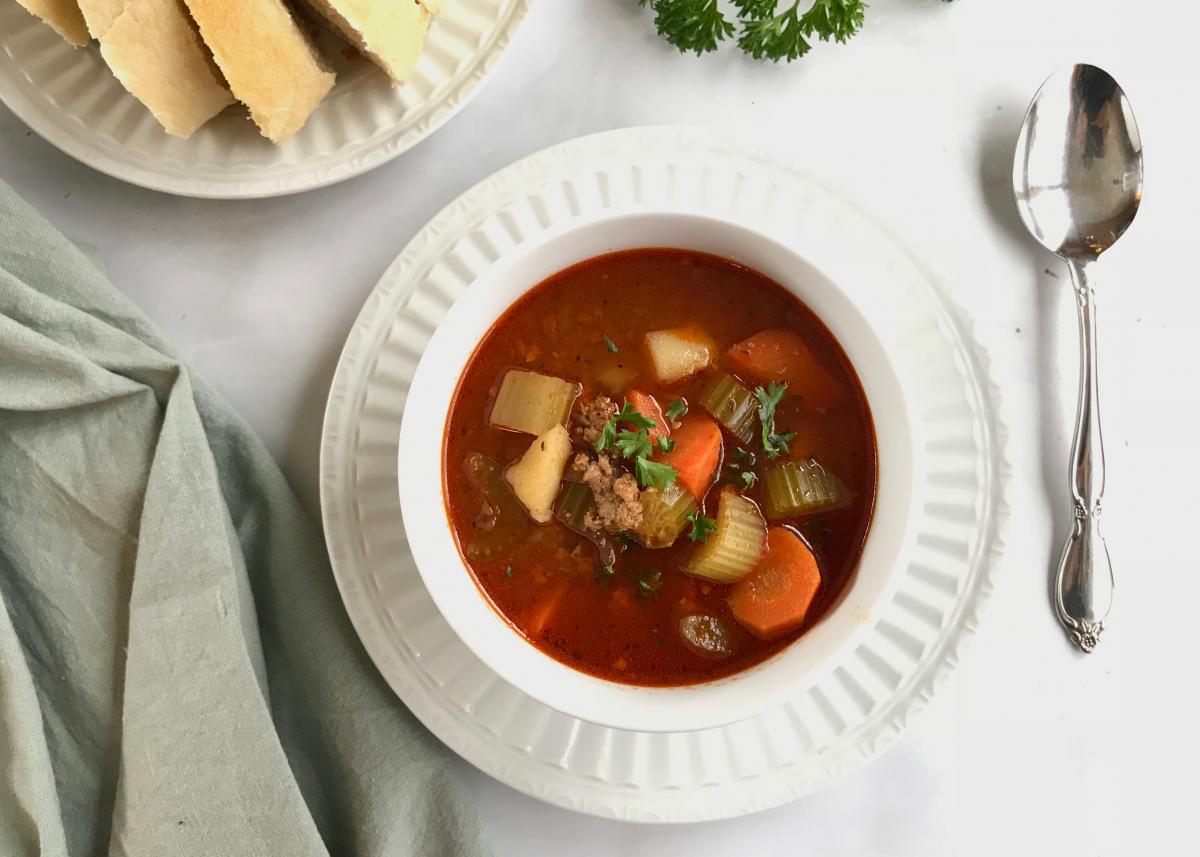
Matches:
[[678, 614, 734, 659], [762, 459, 849, 520], [554, 479, 597, 534], [726, 329, 842, 412], [626, 389, 670, 441], [645, 327, 713, 384], [728, 527, 823, 639], [489, 369, 581, 435], [656, 416, 722, 499], [596, 362, 636, 395], [636, 481, 697, 549], [462, 453, 524, 562], [685, 489, 767, 583], [504, 425, 572, 523], [699, 372, 758, 445]]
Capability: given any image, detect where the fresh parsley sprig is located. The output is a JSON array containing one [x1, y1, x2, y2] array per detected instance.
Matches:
[[664, 398, 688, 422], [595, 401, 655, 453], [685, 512, 718, 543], [639, 0, 734, 56], [754, 381, 796, 459], [596, 401, 679, 489], [637, 457, 679, 489], [639, 0, 868, 63], [616, 428, 654, 460]]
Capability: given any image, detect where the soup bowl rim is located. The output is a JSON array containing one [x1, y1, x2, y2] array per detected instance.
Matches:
[[397, 208, 923, 733]]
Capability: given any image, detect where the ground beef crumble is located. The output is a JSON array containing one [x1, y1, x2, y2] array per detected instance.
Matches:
[[570, 453, 642, 534], [571, 395, 617, 446]]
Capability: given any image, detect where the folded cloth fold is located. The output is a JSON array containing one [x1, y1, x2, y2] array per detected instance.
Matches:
[[0, 180, 490, 857]]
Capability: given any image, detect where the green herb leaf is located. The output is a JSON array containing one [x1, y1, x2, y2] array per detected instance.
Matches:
[[732, 0, 777, 17], [732, 446, 757, 465], [643, 0, 734, 56], [685, 512, 718, 543], [596, 401, 654, 452], [636, 569, 664, 600], [656, 436, 676, 453], [603, 335, 619, 353], [616, 401, 656, 430], [505, 565, 513, 578], [664, 398, 688, 422], [616, 428, 654, 460], [594, 560, 617, 587], [642, 0, 867, 63], [741, 471, 758, 489], [754, 381, 796, 459], [594, 420, 616, 452], [636, 457, 679, 489]]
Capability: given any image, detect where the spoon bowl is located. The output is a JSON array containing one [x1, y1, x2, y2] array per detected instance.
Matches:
[[1013, 65, 1143, 260], [1012, 64, 1142, 652]]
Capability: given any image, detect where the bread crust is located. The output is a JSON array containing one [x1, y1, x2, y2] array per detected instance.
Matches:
[[182, 0, 335, 143], [98, 0, 234, 138], [15, 0, 90, 46]]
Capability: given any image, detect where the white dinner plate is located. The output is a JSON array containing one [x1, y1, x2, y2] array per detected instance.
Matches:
[[319, 126, 1011, 822], [0, 0, 530, 198]]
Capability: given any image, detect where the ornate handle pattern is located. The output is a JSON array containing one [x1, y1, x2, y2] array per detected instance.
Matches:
[[1054, 261, 1114, 652]]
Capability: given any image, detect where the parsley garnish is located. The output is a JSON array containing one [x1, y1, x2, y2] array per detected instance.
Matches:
[[656, 436, 676, 454], [635, 569, 664, 600], [754, 382, 796, 459], [603, 335, 619, 353], [664, 398, 688, 422], [598, 402, 679, 488], [505, 565, 513, 578], [595, 421, 615, 452], [639, 0, 867, 63], [595, 401, 655, 452], [616, 428, 654, 460], [636, 457, 679, 489], [741, 471, 758, 489], [594, 560, 617, 587], [685, 512, 718, 543]]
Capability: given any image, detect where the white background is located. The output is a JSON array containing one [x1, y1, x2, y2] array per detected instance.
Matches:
[[3, 1, 1198, 854]]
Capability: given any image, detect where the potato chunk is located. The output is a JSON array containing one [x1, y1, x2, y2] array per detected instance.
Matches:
[[489, 369, 581, 435], [504, 425, 572, 523], [645, 327, 713, 384]]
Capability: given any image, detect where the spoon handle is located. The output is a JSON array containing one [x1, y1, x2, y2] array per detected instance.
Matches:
[[1054, 261, 1115, 652]]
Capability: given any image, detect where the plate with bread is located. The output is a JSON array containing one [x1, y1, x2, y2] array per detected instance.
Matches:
[[1, 0, 530, 197]]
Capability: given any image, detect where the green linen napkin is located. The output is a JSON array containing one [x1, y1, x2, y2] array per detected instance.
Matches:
[[0, 180, 490, 857]]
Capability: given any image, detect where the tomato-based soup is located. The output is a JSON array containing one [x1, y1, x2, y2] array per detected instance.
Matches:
[[443, 249, 876, 686]]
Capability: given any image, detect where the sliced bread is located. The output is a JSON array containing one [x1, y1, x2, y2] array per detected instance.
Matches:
[[75, 0, 127, 38], [97, 0, 233, 138], [14, 0, 90, 46], [182, 0, 335, 144], [298, 0, 429, 84]]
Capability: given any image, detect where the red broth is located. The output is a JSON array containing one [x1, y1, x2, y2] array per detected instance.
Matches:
[[443, 249, 877, 686]]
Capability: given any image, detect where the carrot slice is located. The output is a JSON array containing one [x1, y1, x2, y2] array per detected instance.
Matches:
[[523, 579, 569, 638], [657, 416, 722, 499], [726, 329, 842, 412], [728, 527, 822, 639], [626, 389, 670, 442]]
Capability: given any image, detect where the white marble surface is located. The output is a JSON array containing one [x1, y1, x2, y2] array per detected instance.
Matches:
[[3, 1, 1198, 854]]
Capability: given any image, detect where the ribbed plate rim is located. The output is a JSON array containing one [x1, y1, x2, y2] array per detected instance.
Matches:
[[318, 125, 1012, 822]]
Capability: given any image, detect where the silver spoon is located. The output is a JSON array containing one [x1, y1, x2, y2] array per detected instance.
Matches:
[[1012, 64, 1142, 652]]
